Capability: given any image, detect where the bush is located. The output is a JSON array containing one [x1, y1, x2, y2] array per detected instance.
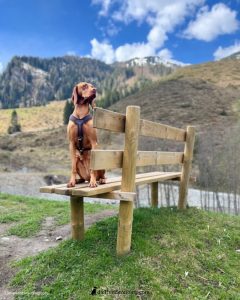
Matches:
[[8, 110, 21, 134], [63, 100, 74, 125]]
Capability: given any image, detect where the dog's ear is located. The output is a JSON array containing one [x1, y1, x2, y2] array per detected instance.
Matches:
[[71, 86, 78, 105], [72, 85, 83, 105]]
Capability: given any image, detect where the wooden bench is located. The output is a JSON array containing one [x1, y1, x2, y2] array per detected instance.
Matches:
[[40, 105, 195, 255]]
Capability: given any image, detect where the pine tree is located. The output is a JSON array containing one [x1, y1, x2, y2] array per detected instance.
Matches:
[[8, 110, 21, 134], [63, 100, 74, 125]]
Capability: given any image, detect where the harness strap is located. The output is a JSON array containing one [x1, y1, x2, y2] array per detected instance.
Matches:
[[69, 114, 92, 153]]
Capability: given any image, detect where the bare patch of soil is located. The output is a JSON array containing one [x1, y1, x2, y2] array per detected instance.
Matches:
[[0, 209, 117, 300]]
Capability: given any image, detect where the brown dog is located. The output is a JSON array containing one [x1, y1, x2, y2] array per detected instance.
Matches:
[[67, 82, 106, 188]]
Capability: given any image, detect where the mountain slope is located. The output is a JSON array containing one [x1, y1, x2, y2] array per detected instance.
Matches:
[[0, 55, 178, 109], [0, 56, 113, 108], [110, 78, 240, 130], [168, 58, 240, 89]]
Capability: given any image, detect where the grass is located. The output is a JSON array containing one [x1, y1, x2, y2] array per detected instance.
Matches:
[[0, 193, 113, 237], [9, 207, 240, 299], [0, 101, 65, 135], [167, 59, 240, 89]]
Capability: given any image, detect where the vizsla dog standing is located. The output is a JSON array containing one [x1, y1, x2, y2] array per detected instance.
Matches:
[[67, 82, 106, 188]]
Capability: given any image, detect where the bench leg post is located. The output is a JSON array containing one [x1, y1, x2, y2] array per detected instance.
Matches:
[[70, 196, 84, 240], [178, 126, 195, 210], [151, 182, 158, 208], [116, 200, 133, 256]]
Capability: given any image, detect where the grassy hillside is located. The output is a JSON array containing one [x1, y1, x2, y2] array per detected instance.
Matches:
[[110, 78, 239, 130], [167, 59, 240, 89], [9, 204, 240, 299], [1, 57, 240, 176], [0, 125, 69, 173], [0, 101, 65, 135], [1, 76, 240, 174]]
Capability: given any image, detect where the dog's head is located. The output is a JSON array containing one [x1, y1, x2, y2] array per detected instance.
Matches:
[[72, 82, 96, 106]]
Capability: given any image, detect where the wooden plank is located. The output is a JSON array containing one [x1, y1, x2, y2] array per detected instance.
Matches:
[[40, 172, 161, 195], [117, 106, 140, 256], [178, 126, 196, 209], [72, 172, 181, 197], [53, 176, 122, 195], [135, 172, 181, 185], [94, 191, 136, 201], [93, 107, 125, 132], [93, 108, 186, 142], [90, 150, 123, 170], [137, 151, 183, 166], [90, 150, 183, 170], [40, 183, 67, 193], [140, 119, 186, 141]]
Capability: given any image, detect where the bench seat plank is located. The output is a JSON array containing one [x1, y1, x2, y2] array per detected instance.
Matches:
[[72, 172, 181, 197], [40, 172, 181, 197], [40, 172, 161, 195]]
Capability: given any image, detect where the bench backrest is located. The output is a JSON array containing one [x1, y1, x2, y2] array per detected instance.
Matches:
[[91, 105, 195, 208], [91, 106, 186, 171]]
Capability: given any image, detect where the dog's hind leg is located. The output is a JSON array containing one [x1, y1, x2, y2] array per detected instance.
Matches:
[[97, 170, 106, 184]]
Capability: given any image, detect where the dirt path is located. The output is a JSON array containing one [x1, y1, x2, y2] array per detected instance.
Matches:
[[0, 209, 117, 300]]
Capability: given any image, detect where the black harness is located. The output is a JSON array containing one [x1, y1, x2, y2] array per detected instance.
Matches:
[[69, 114, 92, 154]]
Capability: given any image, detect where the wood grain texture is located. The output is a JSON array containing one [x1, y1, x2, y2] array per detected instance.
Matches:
[[93, 107, 125, 132], [117, 106, 140, 255], [90, 150, 183, 170], [178, 126, 196, 209], [94, 191, 136, 201], [40, 172, 182, 196], [140, 119, 186, 141], [70, 196, 84, 240], [93, 108, 186, 142]]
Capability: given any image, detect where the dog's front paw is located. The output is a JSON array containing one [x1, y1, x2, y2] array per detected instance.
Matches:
[[89, 180, 98, 188], [67, 179, 76, 188]]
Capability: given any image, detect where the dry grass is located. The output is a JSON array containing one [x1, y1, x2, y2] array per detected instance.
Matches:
[[0, 101, 65, 135], [168, 60, 240, 88]]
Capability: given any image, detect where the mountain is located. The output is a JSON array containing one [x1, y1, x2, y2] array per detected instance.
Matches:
[[124, 56, 187, 68], [166, 53, 240, 90], [223, 51, 240, 61], [110, 78, 239, 129], [0, 55, 178, 109], [0, 56, 113, 108], [108, 52, 240, 144]]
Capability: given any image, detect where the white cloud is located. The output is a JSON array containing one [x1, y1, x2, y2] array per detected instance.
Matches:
[[115, 42, 155, 61], [92, 0, 112, 16], [90, 38, 115, 63], [91, 0, 204, 63], [157, 48, 173, 60], [100, 20, 121, 38], [90, 39, 190, 65], [110, 0, 204, 24], [183, 3, 239, 41], [157, 48, 190, 66], [213, 41, 240, 60], [90, 39, 156, 63]]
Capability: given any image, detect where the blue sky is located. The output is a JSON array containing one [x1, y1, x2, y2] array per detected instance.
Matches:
[[0, 0, 240, 71]]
